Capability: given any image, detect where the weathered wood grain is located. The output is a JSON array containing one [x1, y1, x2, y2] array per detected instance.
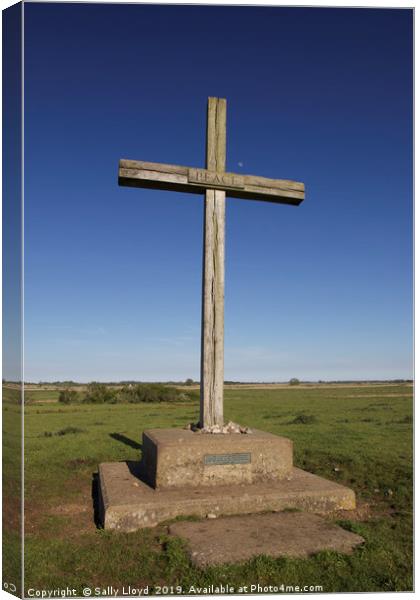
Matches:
[[119, 160, 304, 205], [200, 188, 225, 429], [120, 159, 189, 175], [200, 98, 226, 429]]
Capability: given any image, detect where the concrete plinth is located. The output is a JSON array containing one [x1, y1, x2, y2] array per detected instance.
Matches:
[[98, 461, 356, 532], [141, 428, 293, 488]]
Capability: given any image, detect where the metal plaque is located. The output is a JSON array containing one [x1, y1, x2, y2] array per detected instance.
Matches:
[[204, 452, 251, 466]]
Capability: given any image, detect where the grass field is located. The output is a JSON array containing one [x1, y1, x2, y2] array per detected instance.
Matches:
[[5, 384, 414, 594], [25, 389, 61, 403]]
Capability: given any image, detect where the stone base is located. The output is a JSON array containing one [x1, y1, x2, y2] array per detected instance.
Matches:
[[142, 428, 293, 489], [98, 461, 356, 532], [169, 512, 365, 567]]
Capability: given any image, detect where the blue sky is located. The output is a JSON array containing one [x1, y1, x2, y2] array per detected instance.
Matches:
[[22, 4, 412, 382]]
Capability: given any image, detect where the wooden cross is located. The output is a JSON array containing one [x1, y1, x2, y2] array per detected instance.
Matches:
[[118, 97, 305, 429]]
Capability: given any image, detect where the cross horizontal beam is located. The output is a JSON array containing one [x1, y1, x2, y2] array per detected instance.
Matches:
[[119, 159, 305, 205]]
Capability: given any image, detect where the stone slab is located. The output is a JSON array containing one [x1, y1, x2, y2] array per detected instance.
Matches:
[[99, 461, 356, 532], [141, 428, 293, 489], [169, 512, 365, 567]]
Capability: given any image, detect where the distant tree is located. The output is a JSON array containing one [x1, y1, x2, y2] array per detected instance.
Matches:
[[185, 378, 194, 386], [83, 382, 117, 404], [289, 378, 300, 386], [59, 389, 79, 404], [79, 382, 187, 404], [116, 383, 184, 403]]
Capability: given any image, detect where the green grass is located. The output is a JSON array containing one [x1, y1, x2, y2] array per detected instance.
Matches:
[[20, 384, 413, 593], [24, 389, 60, 403], [3, 387, 22, 596]]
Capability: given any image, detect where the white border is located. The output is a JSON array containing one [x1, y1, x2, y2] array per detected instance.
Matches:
[[0, 2, 415, 600]]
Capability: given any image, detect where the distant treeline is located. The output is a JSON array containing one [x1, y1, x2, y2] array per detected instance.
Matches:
[[58, 382, 193, 405], [8, 378, 413, 386]]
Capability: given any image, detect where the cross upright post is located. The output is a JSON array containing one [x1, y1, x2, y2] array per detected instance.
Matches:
[[118, 97, 305, 430], [200, 97, 226, 429]]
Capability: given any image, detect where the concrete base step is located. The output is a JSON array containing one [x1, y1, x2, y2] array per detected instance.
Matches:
[[99, 461, 356, 532]]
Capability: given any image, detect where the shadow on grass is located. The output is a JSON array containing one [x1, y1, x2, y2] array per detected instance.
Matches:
[[110, 432, 142, 451]]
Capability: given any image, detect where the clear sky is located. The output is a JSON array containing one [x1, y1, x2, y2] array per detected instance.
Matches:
[[22, 3, 412, 382]]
